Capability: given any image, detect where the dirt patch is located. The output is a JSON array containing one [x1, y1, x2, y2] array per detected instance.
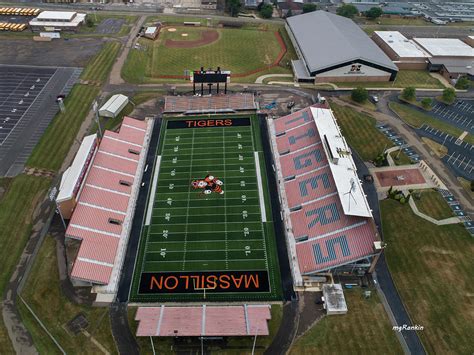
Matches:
[[164, 29, 219, 48]]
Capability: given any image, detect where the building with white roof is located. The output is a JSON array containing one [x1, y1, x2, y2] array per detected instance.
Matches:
[[29, 11, 86, 32], [99, 94, 129, 118], [413, 38, 474, 58], [372, 31, 430, 69], [412, 38, 474, 81]]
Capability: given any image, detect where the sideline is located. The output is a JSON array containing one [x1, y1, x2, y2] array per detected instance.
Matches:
[[254, 152, 267, 222]]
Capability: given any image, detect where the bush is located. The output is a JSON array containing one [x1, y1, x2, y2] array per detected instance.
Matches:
[[85, 15, 94, 27], [366, 7, 383, 19], [421, 97, 432, 110], [351, 87, 368, 103], [442, 87, 456, 104], [303, 3, 318, 13], [336, 4, 358, 18], [226, 0, 241, 17], [260, 3, 273, 19], [401, 86, 416, 102], [455, 76, 470, 90], [470, 180, 474, 192]]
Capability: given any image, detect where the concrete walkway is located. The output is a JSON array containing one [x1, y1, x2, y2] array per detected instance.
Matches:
[[331, 97, 473, 215], [409, 198, 461, 225], [108, 15, 147, 86], [254, 74, 293, 84]]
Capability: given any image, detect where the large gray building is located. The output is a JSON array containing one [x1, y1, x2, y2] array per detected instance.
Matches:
[[286, 11, 398, 83]]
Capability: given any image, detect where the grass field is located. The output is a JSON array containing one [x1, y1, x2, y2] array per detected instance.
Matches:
[[0, 174, 51, 353], [289, 288, 402, 355], [18, 235, 117, 354], [80, 41, 122, 83], [122, 25, 293, 84], [414, 189, 454, 220], [330, 103, 411, 164], [381, 199, 474, 354], [130, 116, 281, 302], [335, 70, 445, 89], [389, 102, 474, 145]]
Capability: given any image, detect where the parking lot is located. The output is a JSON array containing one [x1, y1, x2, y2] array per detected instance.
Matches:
[[416, 124, 473, 181], [438, 189, 474, 237], [96, 18, 125, 34], [429, 100, 474, 135], [0, 14, 31, 25], [0, 65, 81, 176], [376, 123, 420, 163]]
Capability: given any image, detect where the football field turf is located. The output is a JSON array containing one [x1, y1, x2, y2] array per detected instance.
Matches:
[[130, 116, 282, 302]]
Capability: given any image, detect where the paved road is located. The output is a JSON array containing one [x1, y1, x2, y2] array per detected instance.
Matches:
[[264, 300, 299, 355], [110, 303, 139, 355]]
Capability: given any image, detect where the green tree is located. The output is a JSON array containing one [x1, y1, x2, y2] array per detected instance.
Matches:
[[286, 8, 293, 18], [366, 7, 383, 19], [336, 4, 358, 18], [351, 87, 368, 103], [455, 76, 470, 90], [260, 3, 274, 18], [226, 0, 241, 17], [442, 87, 456, 104], [401, 86, 416, 102], [303, 3, 318, 13], [85, 15, 94, 27], [421, 97, 432, 110]]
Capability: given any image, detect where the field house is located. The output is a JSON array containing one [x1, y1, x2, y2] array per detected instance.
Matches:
[[55, 90, 383, 338]]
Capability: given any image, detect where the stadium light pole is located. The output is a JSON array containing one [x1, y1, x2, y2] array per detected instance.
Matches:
[[251, 327, 259, 355], [93, 100, 102, 138], [150, 336, 155, 355]]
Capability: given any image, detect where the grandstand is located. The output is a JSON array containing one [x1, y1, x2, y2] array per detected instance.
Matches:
[[59, 117, 153, 303], [164, 93, 256, 114], [135, 305, 271, 337], [268, 105, 382, 288]]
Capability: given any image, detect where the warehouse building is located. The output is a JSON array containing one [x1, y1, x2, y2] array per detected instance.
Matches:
[[29, 11, 86, 32], [286, 11, 398, 83], [372, 31, 430, 69]]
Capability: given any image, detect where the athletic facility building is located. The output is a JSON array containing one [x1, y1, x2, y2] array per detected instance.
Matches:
[[268, 104, 382, 288], [372, 31, 430, 70], [286, 11, 398, 83]]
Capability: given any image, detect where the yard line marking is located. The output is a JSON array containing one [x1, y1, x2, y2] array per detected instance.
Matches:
[[151, 239, 265, 243], [148, 248, 266, 253], [153, 204, 261, 210], [145, 155, 161, 226], [147, 258, 266, 263]]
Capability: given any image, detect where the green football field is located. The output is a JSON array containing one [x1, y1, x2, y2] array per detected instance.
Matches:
[[130, 116, 282, 302]]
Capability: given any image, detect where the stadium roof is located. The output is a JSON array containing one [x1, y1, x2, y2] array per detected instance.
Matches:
[[67, 117, 149, 287], [286, 11, 398, 73], [310, 107, 372, 218], [413, 38, 474, 57], [57, 134, 97, 203], [135, 305, 271, 337], [374, 31, 430, 58]]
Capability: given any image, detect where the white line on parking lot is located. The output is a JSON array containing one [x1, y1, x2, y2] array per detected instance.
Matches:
[[447, 152, 455, 162], [452, 154, 461, 165]]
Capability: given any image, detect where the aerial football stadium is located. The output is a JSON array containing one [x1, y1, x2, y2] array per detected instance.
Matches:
[[56, 68, 382, 337]]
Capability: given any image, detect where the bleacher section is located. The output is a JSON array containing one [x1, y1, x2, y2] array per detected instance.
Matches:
[[135, 305, 271, 337], [163, 93, 256, 114], [65, 117, 151, 297], [269, 106, 380, 279]]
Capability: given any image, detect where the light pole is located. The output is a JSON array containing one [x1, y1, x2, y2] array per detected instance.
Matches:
[[251, 327, 259, 355], [93, 100, 102, 138]]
